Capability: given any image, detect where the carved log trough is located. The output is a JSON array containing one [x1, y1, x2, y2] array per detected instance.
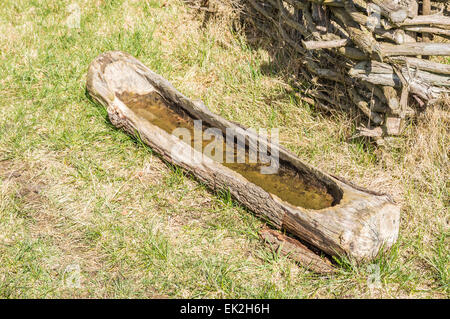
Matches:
[[86, 51, 400, 261]]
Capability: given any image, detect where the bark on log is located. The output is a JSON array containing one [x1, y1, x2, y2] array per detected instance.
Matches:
[[349, 60, 450, 97], [87, 51, 400, 261], [302, 38, 349, 50], [382, 86, 401, 114], [390, 56, 450, 75], [260, 228, 336, 274], [337, 46, 367, 60], [348, 87, 383, 124], [423, 0, 432, 45], [380, 42, 450, 56], [403, 26, 450, 37], [399, 14, 450, 27], [370, 0, 418, 24], [332, 7, 383, 60]]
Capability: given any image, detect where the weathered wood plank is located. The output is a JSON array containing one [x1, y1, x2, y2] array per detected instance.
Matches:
[[381, 42, 450, 56], [259, 228, 336, 274]]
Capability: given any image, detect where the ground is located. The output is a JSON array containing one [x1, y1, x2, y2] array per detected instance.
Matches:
[[0, 0, 448, 298]]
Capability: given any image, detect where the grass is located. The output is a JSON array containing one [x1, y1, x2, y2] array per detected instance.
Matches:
[[0, 0, 448, 298]]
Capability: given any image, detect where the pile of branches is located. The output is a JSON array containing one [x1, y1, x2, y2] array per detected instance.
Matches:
[[191, 0, 450, 137]]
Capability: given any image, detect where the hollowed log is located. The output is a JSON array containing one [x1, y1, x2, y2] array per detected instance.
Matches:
[[86, 51, 400, 261]]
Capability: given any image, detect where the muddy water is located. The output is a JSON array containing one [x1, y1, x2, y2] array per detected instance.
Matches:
[[117, 91, 334, 209]]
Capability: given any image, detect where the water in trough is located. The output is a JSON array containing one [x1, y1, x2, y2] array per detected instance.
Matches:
[[117, 91, 335, 210]]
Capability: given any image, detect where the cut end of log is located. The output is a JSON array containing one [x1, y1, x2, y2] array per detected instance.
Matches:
[[352, 201, 400, 260]]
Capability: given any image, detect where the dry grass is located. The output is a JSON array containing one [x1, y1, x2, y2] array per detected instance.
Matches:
[[0, 0, 448, 298]]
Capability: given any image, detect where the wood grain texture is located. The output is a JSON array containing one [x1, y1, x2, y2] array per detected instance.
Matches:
[[86, 51, 400, 261]]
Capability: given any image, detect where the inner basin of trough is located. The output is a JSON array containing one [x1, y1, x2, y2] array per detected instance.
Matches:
[[117, 91, 335, 210]]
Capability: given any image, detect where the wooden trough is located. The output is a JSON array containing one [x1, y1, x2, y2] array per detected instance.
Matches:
[[86, 51, 400, 261]]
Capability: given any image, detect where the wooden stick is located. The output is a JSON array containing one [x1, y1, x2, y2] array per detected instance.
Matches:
[[337, 46, 367, 60], [390, 56, 450, 75], [259, 228, 336, 274], [332, 7, 383, 61], [302, 38, 349, 50], [423, 0, 432, 27], [350, 60, 450, 87], [362, 82, 391, 112], [369, 0, 418, 23], [422, 0, 432, 59], [349, 61, 449, 99], [381, 42, 450, 56], [399, 14, 450, 27], [382, 86, 401, 114], [403, 26, 450, 37], [348, 87, 384, 125]]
